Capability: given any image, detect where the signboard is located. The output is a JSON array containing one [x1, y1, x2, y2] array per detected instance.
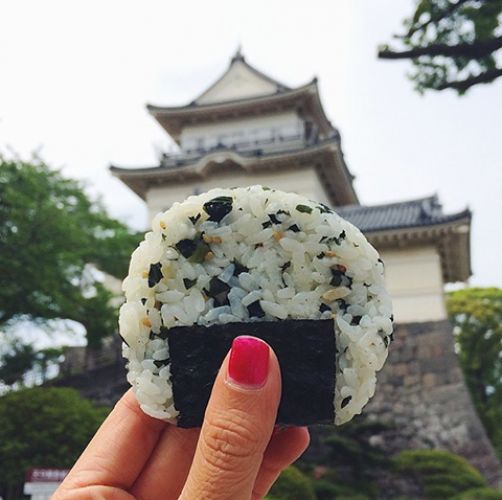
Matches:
[[24, 469, 69, 498]]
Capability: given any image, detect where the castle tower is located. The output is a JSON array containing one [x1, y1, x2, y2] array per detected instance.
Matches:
[[107, 51, 501, 483]]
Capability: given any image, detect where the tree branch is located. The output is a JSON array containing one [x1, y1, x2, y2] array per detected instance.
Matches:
[[437, 66, 502, 92], [404, 0, 471, 39], [379, 35, 502, 60]]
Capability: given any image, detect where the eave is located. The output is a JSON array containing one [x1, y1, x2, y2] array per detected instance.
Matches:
[[110, 139, 359, 206], [146, 81, 334, 144], [365, 214, 472, 283]]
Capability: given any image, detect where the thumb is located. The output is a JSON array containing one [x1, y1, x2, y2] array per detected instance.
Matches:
[[180, 336, 281, 500]]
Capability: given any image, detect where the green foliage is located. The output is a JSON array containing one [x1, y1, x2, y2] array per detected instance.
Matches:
[[267, 466, 316, 500], [453, 487, 502, 499], [297, 417, 390, 498], [393, 449, 486, 498], [0, 155, 142, 383], [446, 287, 502, 459], [379, 0, 502, 94], [0, 387, 108, 498]]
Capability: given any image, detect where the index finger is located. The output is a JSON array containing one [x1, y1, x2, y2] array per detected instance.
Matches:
[[56, 389, 167, 493]]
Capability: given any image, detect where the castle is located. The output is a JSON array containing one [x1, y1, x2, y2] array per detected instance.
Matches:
[[58, 51, 502, 486]]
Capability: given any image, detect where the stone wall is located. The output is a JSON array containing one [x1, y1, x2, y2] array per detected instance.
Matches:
[[53, 320, 502, 487], [366, 320, 502, 487]]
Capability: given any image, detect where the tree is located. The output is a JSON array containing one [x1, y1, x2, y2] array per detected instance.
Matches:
[[0, 387, 108, 500], [0, 155, 142, 384], [378, 0, 502, 94], [446, 287, 502, 459]]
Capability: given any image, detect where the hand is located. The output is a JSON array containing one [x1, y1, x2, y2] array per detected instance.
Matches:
[[54, 336, 310, 499]]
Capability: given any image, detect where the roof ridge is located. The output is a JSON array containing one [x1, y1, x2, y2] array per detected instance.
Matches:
[[337, 195, 438, 211]]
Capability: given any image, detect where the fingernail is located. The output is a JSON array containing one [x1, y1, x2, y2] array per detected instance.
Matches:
[[227, 336, 269, 389]]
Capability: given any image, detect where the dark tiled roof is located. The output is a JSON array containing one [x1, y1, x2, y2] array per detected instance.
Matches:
[[336, 196, 470, 232]]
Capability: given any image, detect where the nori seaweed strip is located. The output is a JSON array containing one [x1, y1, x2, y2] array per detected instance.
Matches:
[[166, 319, 336, 427], [341, 396, 352, 408], [188, 213, 201, 225], [288, 224, 300, 233], [330, 268, 352, 287], [203, 196, 233, 222], [148, 262, 163, 287], [233, 261, 249, 276], [351, 316, 362, 326], [262, 220, 273, 229], [247, 300, 265, 318], [317, 252, 325, 259], [183, 278, 197, 289], [335, 299, 348, 311]]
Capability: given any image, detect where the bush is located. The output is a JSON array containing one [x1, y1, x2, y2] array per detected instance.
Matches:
[[453, 487, 502, 500], [0, 387, 108, 499], [267, 466, 316, 500], [393, 449, 486, 499]]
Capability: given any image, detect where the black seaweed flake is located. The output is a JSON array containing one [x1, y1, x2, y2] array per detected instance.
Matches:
[[149, 331, 156, 340], [390, 314, 394, 322], [296, 204, 313, 214], [317, 252, 326, 259], [154, 359, 170, 368], [317, 203, 334, 214], [351, 315, 362, 326], [148, 262, 163, 287], [188, 213, 201, 225], [203, 196, 233, 222], [206, 277, 231, 307], [233, 261, 249, 276], [383, 336, 389, 348], [277, 209, 290, 217], [141, 298, 147, 305], [341, 396, 352, 408], [175, 239, 198, 258], [288, 224, 300, 233], [268, 213, 281, 224], [262, 186, 271, 190], [183, 278, 197, 289], [335, 299, 348, 311], [281, 261, 291, 272], [262, 220, 273, 229], [319, 303, 331, 313], [247, 300, 265, 318], [119, 333, 130, 346], [330, 268, 352, 287]]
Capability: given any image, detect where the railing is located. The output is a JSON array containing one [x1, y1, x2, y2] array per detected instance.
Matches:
[[159, 130, 323, 169]]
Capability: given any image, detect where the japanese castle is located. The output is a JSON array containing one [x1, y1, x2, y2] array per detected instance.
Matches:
[[111, 50, 471, 324]]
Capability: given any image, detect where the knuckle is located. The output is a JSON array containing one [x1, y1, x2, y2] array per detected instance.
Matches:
[[201, 409, 265, 472]]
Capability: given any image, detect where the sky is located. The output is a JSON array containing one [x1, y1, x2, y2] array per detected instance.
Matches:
[[1, 0, 501, 287]]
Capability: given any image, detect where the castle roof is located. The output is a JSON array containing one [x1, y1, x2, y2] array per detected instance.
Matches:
[[338, 196, 472, 282], [146, 52, 334, 143]]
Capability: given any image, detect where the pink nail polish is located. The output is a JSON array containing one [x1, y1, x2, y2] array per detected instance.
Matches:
[[228, 336, 269, 388]]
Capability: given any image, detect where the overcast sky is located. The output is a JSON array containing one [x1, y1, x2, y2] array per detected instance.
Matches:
[[1, 0, 501, 287]]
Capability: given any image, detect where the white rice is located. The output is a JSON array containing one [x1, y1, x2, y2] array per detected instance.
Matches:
[[120, 186, 393, 425]]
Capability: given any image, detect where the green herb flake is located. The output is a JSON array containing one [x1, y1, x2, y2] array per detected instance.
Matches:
[[295, 204, 313, 214]]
